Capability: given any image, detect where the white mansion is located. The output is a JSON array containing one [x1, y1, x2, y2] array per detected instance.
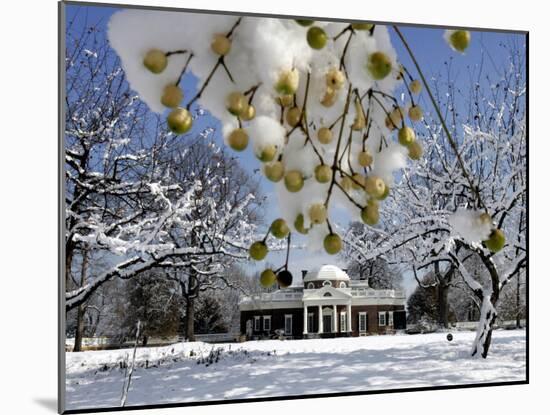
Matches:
[[239, 265, 406, 339]]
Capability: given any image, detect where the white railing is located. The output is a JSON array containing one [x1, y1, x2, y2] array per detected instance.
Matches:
[[241, 288, 406, 304], [350, 289, 405, 298], [240, 290, 303, 304]]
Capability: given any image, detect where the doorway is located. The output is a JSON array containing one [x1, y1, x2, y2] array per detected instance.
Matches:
[[323, 315, 332, 333]]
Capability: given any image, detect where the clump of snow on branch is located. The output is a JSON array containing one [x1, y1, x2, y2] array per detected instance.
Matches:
[[448, 208, 491, 245], [247, 116, 285, 159]]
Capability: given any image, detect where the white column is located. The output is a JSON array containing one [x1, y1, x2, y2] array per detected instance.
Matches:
[[347, 303, 352, 333], [318, 305, 323, 334], [303, 305, 308, 335], [333, 305, 338, 333]]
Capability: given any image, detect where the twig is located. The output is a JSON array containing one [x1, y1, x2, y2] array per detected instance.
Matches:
[[120, 320, 141, 407], [392, 25, 486, 211]]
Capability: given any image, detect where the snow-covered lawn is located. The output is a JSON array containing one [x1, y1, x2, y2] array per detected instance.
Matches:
[[65, 329, 526, 410]]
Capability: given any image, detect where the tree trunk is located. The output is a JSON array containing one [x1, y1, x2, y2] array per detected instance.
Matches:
[[434, 262, 453, 329], [73, 305, 86, 352], [185, 295, 195, 342], [471, 296, 497, 358], [437, 283, 449, 329], [73, 248, 89, 352], [515, 273, 521, 328]]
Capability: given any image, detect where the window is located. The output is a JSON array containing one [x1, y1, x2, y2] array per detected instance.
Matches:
[[359, 312, 367, 332], [340, 312, 347, 332], [254, 316, 261, 331], [263, 315, 271, 331], [323, 280, 332, 287], [388, 311, 394, 327], [307, 282, 315, 289], [284, 314, 293, 335], [339, 281, 346, 288], [323, 292, 332, 297], [308, 313, 314, 332], [378, 311, 386, 327]]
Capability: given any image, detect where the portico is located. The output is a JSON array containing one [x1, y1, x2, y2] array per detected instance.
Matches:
[[302, 285, 353, 337]]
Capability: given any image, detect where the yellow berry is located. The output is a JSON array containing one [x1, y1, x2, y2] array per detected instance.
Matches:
[[161, 84, 183, 108], [260, 269, 277, 287], [271, 218, 290, 239], [326, 69, 346, 90], [449, 30, 471, 53], [257, 145, 278, 162], [277, 94, 294, 107], [309, 203, 327, 224], [340, 176, 353, 192], [264, 161, 285, 182], [143, 49, 167, 74], [483, 229, 505, 252], [315, 164, 332, 183], [407, 140, 423, 160], [284, 170, 304, 192], [294, 213, 309, 234], [275, 69, 300, 95], [211, 34, 231, 56], [321, 87, 338, 107], [408, 105, 423, 122], [351, 99, 366, 131], [358, 151, 373, 167], [167, 108, 192, 134], [286, 107, 302, 127], [389, 106, 405, 126], [398, 126, 416, 146], [324, 233, 342, 255], [361, 200, 379, 225], [317, 127, 333, 144], [367, 51, 392, 80], [227, 128, 249, 151], [240, 105, 256, 121], [307, 26, 328, 50], [249, 241, 268, 260], [351, 23, 374, 31], [410, 80, 422, 94], [364, 176, 386, 198], [226, 92, 248, 117]]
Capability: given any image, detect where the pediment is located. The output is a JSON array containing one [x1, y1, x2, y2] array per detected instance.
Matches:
[[303, 285, 352, 301]]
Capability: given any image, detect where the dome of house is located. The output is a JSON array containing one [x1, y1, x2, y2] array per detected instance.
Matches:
[[303, 265, 350, 282]]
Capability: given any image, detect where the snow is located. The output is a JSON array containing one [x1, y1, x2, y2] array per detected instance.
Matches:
[[448, 208, 491, 245], [65, 329, 526, 410]]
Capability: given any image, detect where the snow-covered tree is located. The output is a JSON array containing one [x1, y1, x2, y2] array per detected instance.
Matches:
[[345, 230, 403, 289], [64, 25, 260, 313], [344, 42, 526, 357], [121, 270, 181, 346]]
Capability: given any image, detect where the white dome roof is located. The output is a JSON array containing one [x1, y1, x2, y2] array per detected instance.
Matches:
[[303, 265, 350, 282]]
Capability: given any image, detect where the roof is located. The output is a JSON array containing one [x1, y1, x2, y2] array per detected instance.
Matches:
[[303, 265, 350, 283]]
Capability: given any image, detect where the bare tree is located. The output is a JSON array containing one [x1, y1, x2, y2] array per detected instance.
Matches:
[[64, 25, 260, 315], [344, 42, 526, 357]]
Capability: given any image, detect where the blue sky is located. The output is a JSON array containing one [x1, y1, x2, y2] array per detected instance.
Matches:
[[65, 4, 526, 295]]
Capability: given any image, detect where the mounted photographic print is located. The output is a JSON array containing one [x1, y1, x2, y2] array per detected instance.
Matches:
[[59, 1, 528, 413]]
